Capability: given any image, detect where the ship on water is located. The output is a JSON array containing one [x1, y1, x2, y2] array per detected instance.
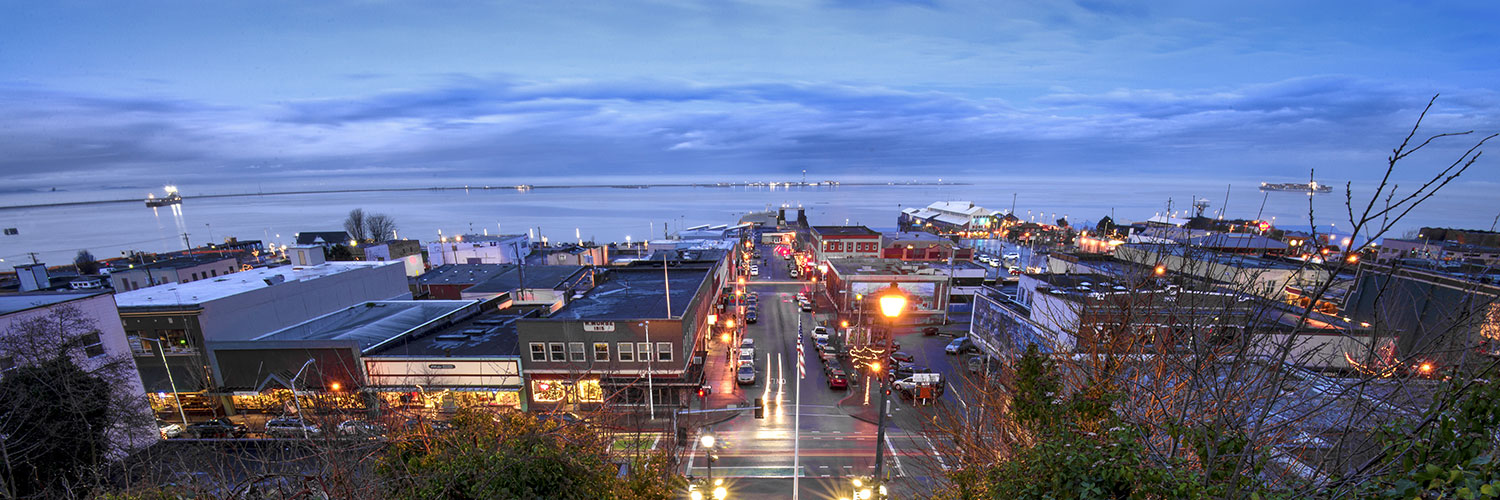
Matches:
[[145, 185, 183, 207], [1260, 181, 1333, 194]]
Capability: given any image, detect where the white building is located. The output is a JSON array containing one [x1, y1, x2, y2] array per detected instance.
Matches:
[[901, 201, 997, 231], [428, 234, 531, 266], [0, 291, 158, 454], [364, 239, 426, 276], [114, 261, 410, 416]]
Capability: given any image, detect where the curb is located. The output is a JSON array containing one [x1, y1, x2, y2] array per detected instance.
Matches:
[[835, 391, 881, 426]]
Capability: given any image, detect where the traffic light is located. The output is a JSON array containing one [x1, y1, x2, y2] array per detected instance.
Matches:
[[697, 386, 712, 398], [753, 397, 764, 419]]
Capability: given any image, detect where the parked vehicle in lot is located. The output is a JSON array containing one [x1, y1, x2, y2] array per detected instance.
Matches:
[[337, 419, 387, 438], [1003, 252, 1020, 261], [827, 369, 849, 389], [157, 419, 183, 439], [968, 355, 999, 374], [186, 418, 248, 438], [812, 326, 829, 341], [945, 336, 974, 354], [736, 365, 757, 385], [890, 364, 932, 380], [265, 418, 321, 438], [894, 373, 945, 398], [922, 326, 940, 336], [890, 351, 914, 363]]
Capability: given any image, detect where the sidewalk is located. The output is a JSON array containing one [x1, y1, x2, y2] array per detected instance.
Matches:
[[698, 336, 751, 427]]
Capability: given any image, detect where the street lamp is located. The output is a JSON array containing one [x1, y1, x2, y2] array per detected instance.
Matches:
[[140, 337, 189, 428], [701, 433, 718, 484], [291, 358, 316, 437], [872, 283, 906, 480]]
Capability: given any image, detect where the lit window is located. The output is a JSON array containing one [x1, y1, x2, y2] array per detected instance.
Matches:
[[619, 343, 635, 362], [569, 342, 585, 362], [549, 343, 565, 362], [593, 343, 610, 362], [529, 343, 546, 362]]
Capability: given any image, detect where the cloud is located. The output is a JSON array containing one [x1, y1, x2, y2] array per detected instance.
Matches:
[[0, 75, 1496, 192]]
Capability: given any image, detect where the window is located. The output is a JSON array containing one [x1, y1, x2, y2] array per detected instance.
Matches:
[[548, 343, 565, 362], [530, 343, 546, 362], [594, 342, 610, 362], [85, 345, 106, 358], [211, 269, 218, 277], [637, 343, 651, 362], [568, 342, 585, 362], [190, 273, 198, 281], [656, 342, 673, 363], [619, 342, 635, 362]]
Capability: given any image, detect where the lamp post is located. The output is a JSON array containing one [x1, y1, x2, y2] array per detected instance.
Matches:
[[141, 337, 189, 428], [291, 358, 316, 437], [701, 433, 718, 484], [872, 283, 906, 479]]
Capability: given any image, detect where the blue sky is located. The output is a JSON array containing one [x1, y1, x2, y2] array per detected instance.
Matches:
[[1, 0, 1497, 190]]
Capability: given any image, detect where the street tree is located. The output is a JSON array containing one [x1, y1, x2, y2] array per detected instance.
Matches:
[[74, 249, 99, 275], [366, 214, 398, 243], [343, 208, 367, 242]]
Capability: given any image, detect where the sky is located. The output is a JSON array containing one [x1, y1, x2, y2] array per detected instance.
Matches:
[[1, 0, 1498, 193]]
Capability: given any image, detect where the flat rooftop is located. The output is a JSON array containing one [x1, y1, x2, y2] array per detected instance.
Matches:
[[549, 267, 709, 320], [1121, 243, 1303, 270], [0, 291, 107, 316], [115, 261, 398, 307], [254, 300, 479, 353], [123, 254, 237, 272], [366, 309, 528, 357], [813, 226, 881, 237], [418, 264, 514, 285], [827, 258, 952, 278], [463, 265, 586, 294]]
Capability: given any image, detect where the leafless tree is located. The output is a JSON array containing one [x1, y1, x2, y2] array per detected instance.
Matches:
[[343, 209, 367, 243], [365, 214, 398, 244]]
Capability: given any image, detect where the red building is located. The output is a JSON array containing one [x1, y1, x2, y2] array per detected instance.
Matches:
[[811, 226, 883, 262]]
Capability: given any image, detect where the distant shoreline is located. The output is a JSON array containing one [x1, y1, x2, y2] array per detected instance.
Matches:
[[0, 181, 969, 211]]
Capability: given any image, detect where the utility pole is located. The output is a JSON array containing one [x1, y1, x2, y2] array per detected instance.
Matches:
[[181, 232, 191, 250]]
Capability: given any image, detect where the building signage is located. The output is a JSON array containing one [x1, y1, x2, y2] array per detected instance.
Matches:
[[583, 321, 616, 332]]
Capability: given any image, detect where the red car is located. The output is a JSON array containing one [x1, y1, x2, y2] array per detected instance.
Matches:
[[890, 351, 915, 363], [827, 369, 849, 389]]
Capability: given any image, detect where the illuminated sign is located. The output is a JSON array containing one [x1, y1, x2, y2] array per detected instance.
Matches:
[[583, 322, 616, 332]]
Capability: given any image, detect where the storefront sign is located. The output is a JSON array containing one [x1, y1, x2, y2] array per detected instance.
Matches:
[[583, 321, 615, 332]]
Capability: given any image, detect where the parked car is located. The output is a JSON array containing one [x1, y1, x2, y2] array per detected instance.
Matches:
[[812, 326, 829, 341], [922, 326, 941, 336], [890, 351, 915, 363], [746, 311, 758, 324], [736, 366, 757, 385], [795, 292, 807, 302], [157, 419, 183, 439], [814, 337, 831, 352], [740, 338, 755, 349], [265, 418, 321, 438], [403, 418, 452, 432], [337, 419, 387, 438], [946, 337, 974, 355], [968, 355, 999, 374], [739, 349, 756, 368], [800, 301, 813, 312], [789, 270, 800, 278], [1003, 252, 1020, 261], [750, 267, 760, 276], [890, 364, 932, 380], [186, 418, 248, 438], [827, 369, 849, 389]]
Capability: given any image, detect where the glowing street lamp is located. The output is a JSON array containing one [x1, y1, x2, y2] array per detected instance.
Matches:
[[873, 283, 906, 479]]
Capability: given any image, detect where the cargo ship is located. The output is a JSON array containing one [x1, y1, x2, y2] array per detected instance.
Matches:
[[1260, 181, 1333, 193], [145, 186, 182, 207]]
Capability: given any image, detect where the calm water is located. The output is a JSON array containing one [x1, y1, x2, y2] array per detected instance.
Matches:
[[1, 174, 1493, 266]]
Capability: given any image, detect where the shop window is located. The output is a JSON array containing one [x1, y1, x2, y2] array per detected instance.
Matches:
[[656, 342, 673, 362], [593, 342, 610, 362], [529, 343, 546, 362], [619, 343, 634, 362], [548, 343, 565, 362], [569, 342, 585, 362]]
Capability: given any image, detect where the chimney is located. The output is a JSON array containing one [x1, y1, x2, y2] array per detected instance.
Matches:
[[15, 264, 49, 292]]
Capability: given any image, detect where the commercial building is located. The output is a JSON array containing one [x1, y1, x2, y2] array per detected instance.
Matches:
[[823, 258, 952, 326], [899, 201, 997, 233], [427, 234, 531, 266], [1344, 262, 1500, 369], [0, 291, 157, 452], [1114, 243, 1329, 300], [203, 299, 520, 415], [115, 261, 409, 416], [363, 239, 426, 276], [880, 230, 973, 262], [811, 225, 883, 261], [417, 264, 512, 299], [294, 231, 351, 248], [516, 265, 720, 414], [108, 255, 240, 292], [458, 265, 591, 310]]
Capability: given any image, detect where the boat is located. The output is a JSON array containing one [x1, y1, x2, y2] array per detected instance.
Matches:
[[145, 185, 183, 207], [1260, 181, 1333, 193]]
